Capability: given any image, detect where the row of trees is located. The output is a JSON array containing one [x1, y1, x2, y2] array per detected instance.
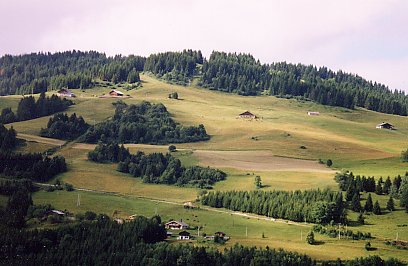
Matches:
[[201, 189, 346, 224], [80, 101, 210, 144], [40, 113, 89, 140], [0, 152, 67, 182], [198, 52, 408, 115], [0, 51, 145, 95], [88, 142, 226, 188], [0, 92, 74, 124]]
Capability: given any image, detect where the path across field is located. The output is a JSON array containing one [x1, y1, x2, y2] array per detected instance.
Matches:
[[195, 150, 334, 173]]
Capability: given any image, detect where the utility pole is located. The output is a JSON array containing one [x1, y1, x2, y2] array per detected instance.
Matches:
[[77, 194, 81, 207], [246, 226, 248, 238], [198, 226, 200, 237], [301, 230, 303, 241]]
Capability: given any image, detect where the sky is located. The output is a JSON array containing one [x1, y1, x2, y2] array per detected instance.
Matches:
[[1, 0, 407, 91]]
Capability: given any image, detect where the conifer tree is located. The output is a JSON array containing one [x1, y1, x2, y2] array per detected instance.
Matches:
[[364, 193, 373, 212], [351, 192, 362, 212], [386, 197, 395, 211], [373, 201, 381, 215]]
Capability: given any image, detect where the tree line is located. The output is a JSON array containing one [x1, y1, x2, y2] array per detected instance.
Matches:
[[88, 142, 226, 188], [335, 171, 408, 212], [199, 52, 408, 115], [0, 51, 145, 95], [201, 189, 346, 224], [2, 50, 407, 116], [40, 112, 89, 140], [80, 101, 210, 144], [0, 92, 74, 124], [0, 152, 67, 182]]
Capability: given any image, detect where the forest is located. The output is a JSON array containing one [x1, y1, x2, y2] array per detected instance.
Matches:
[[88, 142, 226, 188], [1, 50, 407, 115], [40, 113, 89, 140], [201, 189, 346, 224], [0, 92, 74, 124], [80, 101, 210, 144], [0, 51, 144, 95]]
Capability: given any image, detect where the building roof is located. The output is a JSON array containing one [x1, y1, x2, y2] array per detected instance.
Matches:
[[110, 89, 124, 95], [239, 111, 255, 116], [165, 220, 189, 227], [51, 210, 65, 215], [178, 231, 190, 236], [377, 122, 393, 126]]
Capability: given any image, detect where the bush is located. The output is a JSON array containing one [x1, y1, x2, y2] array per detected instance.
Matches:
[[168, 145, 176, 152], [84, 211, 97, 221], [326, 159, 333, 167], [306, 231, 315, 245], [64, 183, 74, 191]]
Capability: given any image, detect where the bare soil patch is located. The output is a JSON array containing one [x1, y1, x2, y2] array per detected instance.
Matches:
[[194, 150, 335, 173]]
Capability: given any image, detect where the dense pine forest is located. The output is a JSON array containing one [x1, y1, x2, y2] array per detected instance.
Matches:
[[201, 189, 346, 224], [0, 124, 17, 152], [1, 50, 407, 115], [0, 50, 145, 95], [0, 92, 74, 124], [80, 101, 210, 144], [88, 142, 226, 188], [40, 113, 89, 140]]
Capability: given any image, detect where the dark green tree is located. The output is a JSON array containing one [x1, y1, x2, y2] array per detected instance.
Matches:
[[255, 176, 262, 189], [401, 148, 408, 162], [373, 201, 381, 215], [357, 212, 365, 225], [326, 159, 333, 167], [351, 192, 362, 212], [364, 193, 373, 212], [306, 231, 315, 245], [386, 197, 395, 211]]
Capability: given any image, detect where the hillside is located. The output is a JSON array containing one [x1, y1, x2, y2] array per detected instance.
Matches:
[[1, 74, 407, 262], [2, 50, 408, 116]]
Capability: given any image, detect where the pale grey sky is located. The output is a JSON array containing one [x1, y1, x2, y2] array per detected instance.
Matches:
[[1, 0, 407, 91]]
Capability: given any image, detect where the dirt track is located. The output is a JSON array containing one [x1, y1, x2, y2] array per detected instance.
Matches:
[[194, 150, 334, 173], [17, 133, 66, 146]]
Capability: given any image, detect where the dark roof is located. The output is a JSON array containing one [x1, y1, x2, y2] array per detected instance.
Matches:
[[165, 220, 189, 227], [215, 231, 226, 235], [239, 111, 255, 116], [178, 231, 190, 236]]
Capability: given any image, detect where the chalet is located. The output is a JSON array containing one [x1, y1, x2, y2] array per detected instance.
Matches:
[[109, 89, 124, 97], [127, 214, 138, 221], [177, 231, 191, 240], [376, 122, 394, 129], [57, 88, 76, 97], [238, 111, 257, 119], [214, 231, 226, 238], [114, 218, 124, 224], [165, 220, 189, 230], [307, 111, 320, 116], [183, 202, 196, 209]]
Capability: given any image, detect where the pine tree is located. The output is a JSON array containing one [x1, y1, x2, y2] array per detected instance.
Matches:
[[375, 180, 383, 195], [364, 193, 373, 212], [255, 176, 262, 189], [384, 177, 392, 194], [357, 212, 365, 225], [373, 201, 381, 215], [351, 192, 361, 212], [386, 197, 395, 211]]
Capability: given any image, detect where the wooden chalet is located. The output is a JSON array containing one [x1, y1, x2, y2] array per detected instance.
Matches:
[[376, 122, 394, 129], [165, 220, 189, 230], [57, 88, 76, 97], [177, 231, 191, 240], [307, 111, 320, 116], [238, 111, 257, 119], [109, 89, 124, 97]]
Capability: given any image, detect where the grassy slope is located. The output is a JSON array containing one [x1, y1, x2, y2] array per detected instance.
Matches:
[[33, 190, 408, 262], [1, 75, 408, 261]]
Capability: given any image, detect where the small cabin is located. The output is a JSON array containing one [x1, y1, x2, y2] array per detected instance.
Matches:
[[238, 111, 257, 119], [183, 202, 196, 209], [376, 122, 394, 129], [57, 88, 76, 97], [307, 111, 320, 116], [177, 231, 191, 240], [165, 220, 189, 230], [109, 90, 124, 97], [51, 210, 65, 216]]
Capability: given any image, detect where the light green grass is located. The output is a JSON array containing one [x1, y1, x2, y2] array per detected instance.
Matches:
[[33, 190, 408, 262]]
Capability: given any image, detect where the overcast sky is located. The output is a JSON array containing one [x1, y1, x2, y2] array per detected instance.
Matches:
[[1, 0, 407, 91]]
